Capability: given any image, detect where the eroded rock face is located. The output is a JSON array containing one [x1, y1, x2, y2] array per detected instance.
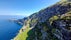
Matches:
[[52, 19, 71, 40]]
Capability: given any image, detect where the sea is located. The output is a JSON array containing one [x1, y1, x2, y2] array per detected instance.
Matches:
[[0, 15, 24, 40]]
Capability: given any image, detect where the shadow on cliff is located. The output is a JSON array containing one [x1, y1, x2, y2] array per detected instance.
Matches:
[[26, 29, 35, 40]]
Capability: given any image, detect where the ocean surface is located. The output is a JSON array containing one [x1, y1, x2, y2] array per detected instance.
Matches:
[[0, 15, 24, 40]]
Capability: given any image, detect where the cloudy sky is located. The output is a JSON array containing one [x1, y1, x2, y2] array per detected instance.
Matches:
[[0, 0, 60, 16]]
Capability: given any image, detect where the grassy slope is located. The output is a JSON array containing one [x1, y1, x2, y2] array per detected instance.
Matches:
[[14, 26, 30, 40], [14, 19, 33, 40]]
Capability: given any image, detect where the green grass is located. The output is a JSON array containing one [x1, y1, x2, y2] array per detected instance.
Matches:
[[14, 27, 30, 40], [14, 19, 32, 40]]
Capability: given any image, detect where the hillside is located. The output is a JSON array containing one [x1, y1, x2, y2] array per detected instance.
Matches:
[[14, 0, 71, 40]]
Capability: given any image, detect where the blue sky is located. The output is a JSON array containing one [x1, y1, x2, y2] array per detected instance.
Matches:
[[0, 0, 60, 16]]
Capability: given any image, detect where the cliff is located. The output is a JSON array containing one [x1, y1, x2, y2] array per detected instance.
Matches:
[[14, 0, 71, 40], [14, 17, 28, 25]]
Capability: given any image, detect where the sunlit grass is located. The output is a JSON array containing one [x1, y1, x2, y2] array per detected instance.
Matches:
[[14, 27, 30, 40]]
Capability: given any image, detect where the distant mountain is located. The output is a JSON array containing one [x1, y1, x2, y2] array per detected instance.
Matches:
[[14, 17, 28, 25], [14, 0, 71, 40]]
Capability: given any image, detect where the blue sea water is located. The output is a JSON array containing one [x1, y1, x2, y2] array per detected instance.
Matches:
[[0, 15, 24, 40]]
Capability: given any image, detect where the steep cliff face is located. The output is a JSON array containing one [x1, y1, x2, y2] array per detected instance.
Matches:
[[14, 0, 71, 40]]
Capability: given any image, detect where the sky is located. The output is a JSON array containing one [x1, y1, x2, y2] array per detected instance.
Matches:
[[0, 0, 60, 16]]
